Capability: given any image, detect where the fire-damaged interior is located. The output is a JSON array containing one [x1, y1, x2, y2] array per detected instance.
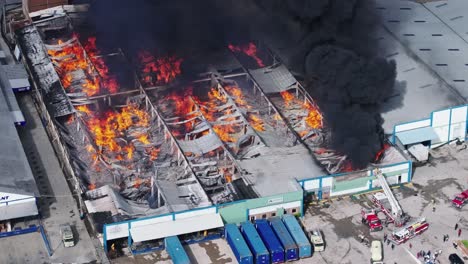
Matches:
[[16, 6, 402, 221]]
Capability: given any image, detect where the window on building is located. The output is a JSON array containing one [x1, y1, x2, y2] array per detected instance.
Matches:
[[292, 208, 297, 213], [250, 216, 255, 222], [262, 214, 267, 219], [271, 212, 276, 217]]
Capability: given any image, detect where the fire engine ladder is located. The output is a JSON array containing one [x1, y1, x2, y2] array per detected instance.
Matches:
[[375, 168, 403, 220]]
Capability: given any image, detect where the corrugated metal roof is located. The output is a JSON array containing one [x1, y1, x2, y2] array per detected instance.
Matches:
[[178, 132, 223, 155], [376, 0, 468, 100], [424, 0, 468, 43], [0, 78, 38, 196], [1, 64, 29, 80], [249, 64, 296, 94], [396, 126, 439, 145], [376, 25, 464, 132], [130, 213, 224, 242]]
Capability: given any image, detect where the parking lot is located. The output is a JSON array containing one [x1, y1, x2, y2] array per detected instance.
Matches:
[[302, 144, 468, 264]]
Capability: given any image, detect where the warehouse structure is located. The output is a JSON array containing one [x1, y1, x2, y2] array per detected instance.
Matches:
[[0, 52, 38, 227], [6, 5, 420, 254], [12, 4, 468, 262]]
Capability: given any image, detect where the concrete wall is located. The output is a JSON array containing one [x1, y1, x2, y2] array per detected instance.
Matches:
[[392, 105, 468, 148]]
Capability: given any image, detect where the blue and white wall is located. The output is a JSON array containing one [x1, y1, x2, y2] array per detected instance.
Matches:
[[298, 161, 412, 199], [392, 105, 468, 148]]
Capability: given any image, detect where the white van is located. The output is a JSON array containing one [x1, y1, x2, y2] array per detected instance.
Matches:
[[60, 224, 75, 247], [370, 240, 383, 263], [309, 230, 325, 252]]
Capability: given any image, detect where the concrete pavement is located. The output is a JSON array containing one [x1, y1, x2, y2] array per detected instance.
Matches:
[[16, 93, 98, 263]]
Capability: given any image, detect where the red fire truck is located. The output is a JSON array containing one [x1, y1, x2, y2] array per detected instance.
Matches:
[[390, 217, 429, 245], [452, 189, 468, 209], [361, 209, 383, 232]]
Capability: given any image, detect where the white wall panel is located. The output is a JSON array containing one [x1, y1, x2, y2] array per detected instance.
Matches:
[[449, 106, 467, 141], [303, 179, 320, 191], [394, 119, 431, 133], [106, 223, 129, 240], [174, 207, 216, 220], [321, 177, 333, 188], [249, 201, 301, 215], [432, 109, 450, 143], [379, 163, 409, 174], [330, 185, 369, 197], [131, 215, 173, 228]]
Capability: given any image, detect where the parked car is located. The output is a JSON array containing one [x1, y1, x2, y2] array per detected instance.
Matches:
[[370, 240, 383, 264], [452, 190, 468, 209], [449, 253, 465, 264]]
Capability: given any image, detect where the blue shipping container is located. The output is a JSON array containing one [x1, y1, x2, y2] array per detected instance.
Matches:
[[255, 219, 284, 263], [282, 215, 312, 258], [225, 224, 253, 264], [164, 236, 191, 264], [240, 222, 270, 264], [269, 217, 299, 261]]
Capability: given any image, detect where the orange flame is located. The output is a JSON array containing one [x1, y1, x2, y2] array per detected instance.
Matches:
[[374, 143, 390, 162], [76, 105, 92, 115], [133, 178, 142, 188], [213, 125, 237, 143], [125, 145, 135, 160], [303, 102, 323, 129], [280, 90, 323, 130], [208, 88, 227, 104], [228, 42, 265, 67], [48, 35, 119, 96], [248, 113, 265, 132], [280, 91, 295, 107], [138, 134, 150, 145], [342, 160, 354, 172], [138, 51, 183, 86], [224, 85, 250, 108], [84, 104, 150, 162], [147, 147, 160, 161], [83, 37, 119, 94]]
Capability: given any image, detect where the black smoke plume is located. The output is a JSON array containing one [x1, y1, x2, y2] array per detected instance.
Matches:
[[86, 0, 399, 169]]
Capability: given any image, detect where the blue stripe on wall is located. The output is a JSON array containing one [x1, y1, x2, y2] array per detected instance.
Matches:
[[448, 108, 453, 142]]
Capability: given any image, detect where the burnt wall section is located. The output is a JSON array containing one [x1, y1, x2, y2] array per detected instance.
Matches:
[[27, 0, 69, 13], [17, 25, 74, 117]]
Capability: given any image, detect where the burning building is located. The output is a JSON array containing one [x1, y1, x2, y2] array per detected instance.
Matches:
[[13, 4, 411, 253]]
